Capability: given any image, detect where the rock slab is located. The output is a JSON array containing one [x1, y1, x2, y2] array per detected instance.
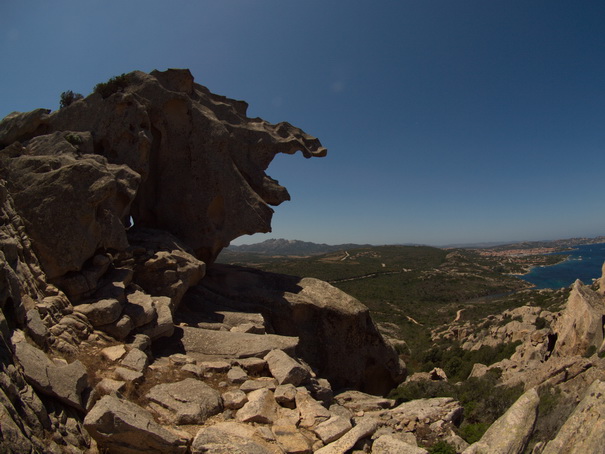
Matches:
[[84, 395, 189, 454]]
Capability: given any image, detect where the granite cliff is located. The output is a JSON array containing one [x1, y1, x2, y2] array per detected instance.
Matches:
[[0, 69, 406, 453]]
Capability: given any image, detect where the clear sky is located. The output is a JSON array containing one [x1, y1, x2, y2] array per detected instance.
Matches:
[[2, 1, 605, 246]]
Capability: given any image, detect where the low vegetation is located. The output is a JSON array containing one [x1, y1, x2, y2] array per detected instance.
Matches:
[[389, 369, 524, 443], [219, 244, 558, 368], [59, 90, 83, 108], [94, 73, 130, 99]]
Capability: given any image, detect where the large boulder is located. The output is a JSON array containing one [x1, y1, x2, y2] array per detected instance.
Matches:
[[44, 69, 326, 264], [0, 132, 139, 279], [84, 395, 189, 453], [551, 280, 605, 358], [145, 378, 223, 424], [11, 330, 88, 411], [128, 228, 206, 309], [194, 264, 406, 395]]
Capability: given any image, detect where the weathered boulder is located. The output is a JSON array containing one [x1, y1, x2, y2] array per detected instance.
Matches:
[[137, 295, 174, 340], [542, 379, 605, 454], [372, 435, 429, 454], [315, 417, 379, 454], [265, 349, 311, 386], [272, 424, 314, 453], [0, 109, 50, 147], [334, 390, 395, 412], [240, 377, 278, 393], [227, 365, 248, 384], [296, 388, 332, 429], [84, 394, 189, 453], [388, 397, 463, 427], [551, 280, 605, 357], [44, 69, 326, 264], [120, 348, 149, 373], [463, 388, 539, 454], [123, 290, 157, 328], [191, 422, 272, 454], [275, 383, 298, 408], [196, 264, 406, 394], [145, 378, 223, 424], [223, 389, 248, 410], [11, 331, 88, 411], [73, 298, 123, 326], [0, 132, 139, 280], [313, 415, 353, 444], [129, 228, 205, 309], [236, 388, 278, 424]]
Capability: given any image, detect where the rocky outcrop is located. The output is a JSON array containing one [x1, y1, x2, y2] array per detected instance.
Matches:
[[0, 132, 139, 280], [41, 69, 327, 264], [194, 264, 406, 395], [551, 280, 605, 357]]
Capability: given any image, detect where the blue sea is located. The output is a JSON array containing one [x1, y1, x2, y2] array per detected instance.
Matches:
[[520, 243, 605, 289]]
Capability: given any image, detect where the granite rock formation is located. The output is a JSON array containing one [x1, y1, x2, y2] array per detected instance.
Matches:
[[0, 69, 418, 453]]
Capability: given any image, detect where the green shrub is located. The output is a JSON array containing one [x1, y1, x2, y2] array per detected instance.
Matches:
[[535, 316, 548, 329], [388, 378, 452, 402], [459, 422, 490, 444], [64, 133, 83, 146], [428, 441, 457, 454], [94, 73, 130, 98], [584, 344, 597, 358], [59, 90, 83, 108], [538, 387, 561, 417]]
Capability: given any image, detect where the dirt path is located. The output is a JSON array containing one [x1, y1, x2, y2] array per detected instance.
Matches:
[[454, 309, 465, 322]]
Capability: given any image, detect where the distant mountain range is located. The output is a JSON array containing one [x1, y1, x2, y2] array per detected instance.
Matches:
[[225, 236, 605, 256], [225, 239, 369, 256]]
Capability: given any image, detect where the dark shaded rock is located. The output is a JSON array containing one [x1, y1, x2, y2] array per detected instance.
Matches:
[[129, 228, 205, 309], [44, 69, 326, 264], [0, 132, 139, 279], [11, 331, 88, 411], [196, 264, 406, 394]]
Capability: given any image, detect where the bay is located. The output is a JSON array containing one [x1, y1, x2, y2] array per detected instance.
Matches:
[[520, 243, 605, 289]]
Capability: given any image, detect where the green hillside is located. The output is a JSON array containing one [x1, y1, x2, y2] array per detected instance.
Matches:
[[218, 245, 565, 368]]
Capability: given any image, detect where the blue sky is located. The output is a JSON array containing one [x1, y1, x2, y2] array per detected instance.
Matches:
[[2, 1, 605, 246]]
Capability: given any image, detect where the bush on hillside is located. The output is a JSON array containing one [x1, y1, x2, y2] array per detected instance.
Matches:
[[59, 90, 83, 108], [389, 368, 524, 444], [94, 73, 130, 99]]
